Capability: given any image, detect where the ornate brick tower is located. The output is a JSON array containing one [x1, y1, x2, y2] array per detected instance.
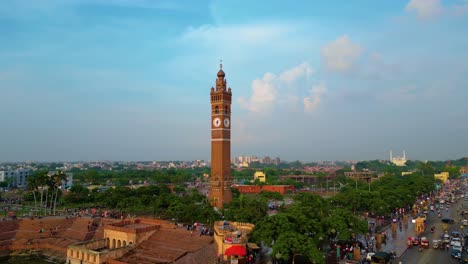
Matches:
[[209, 63, 233, 209]]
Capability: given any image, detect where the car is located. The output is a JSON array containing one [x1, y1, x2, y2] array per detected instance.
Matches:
[[442, 233, 451, 243], [442, 218, 455, 224], [452, 247, 462, 259], [421, 237, 430, 248], [411, 237, 421, 245], [451, 237, 462, 246], [366, 252, 375, 261]]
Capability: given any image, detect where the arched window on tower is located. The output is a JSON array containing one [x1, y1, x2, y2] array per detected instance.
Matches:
[[215, 106, 219, 113], [224, 106, 228, 113]]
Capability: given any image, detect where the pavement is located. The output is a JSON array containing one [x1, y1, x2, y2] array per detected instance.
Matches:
[[378, 219, 415, 258]]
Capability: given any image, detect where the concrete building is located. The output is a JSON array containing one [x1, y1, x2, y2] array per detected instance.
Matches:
[[434, 172, 449, 182], [460, 166, 468, 175], [0, 168, 30, 188], [253, 171, 266, 183], [344, 171, 379, 182], [233, 184, 295, 195], [213, 221, 255, 262], [48, 171, 74, 189]]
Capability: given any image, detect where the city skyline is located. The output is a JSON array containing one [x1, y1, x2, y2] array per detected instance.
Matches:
[[1, 0, 467, 162]]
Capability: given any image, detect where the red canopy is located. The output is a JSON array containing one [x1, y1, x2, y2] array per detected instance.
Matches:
[[225, 245, 247, 256]]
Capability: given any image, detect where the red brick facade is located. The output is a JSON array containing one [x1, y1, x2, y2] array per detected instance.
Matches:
[[233, 185, 294, 195], [209, 64, 233, 208]]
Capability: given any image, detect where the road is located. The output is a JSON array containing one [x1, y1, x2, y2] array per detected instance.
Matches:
[[400, 198, 466, 264]]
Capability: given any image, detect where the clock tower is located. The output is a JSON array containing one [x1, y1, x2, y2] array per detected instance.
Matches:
[[209, 63, 232, 209]]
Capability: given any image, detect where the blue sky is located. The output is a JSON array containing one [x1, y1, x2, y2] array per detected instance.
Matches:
[[0, 0, 467, 162]]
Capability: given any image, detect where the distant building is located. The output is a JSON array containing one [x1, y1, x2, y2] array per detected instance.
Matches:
[[390, 150, 407, 166], [48, 171, 74, 189], [254, 171, 266, 182], [434, 172, 449, 182], [344, 171, 379, 183], [233, 185, 294, 195], [280, 175, 324, 185], [460, 166, 468, 175], [402, 172, 414, 176], [0, 168, 29, 188]]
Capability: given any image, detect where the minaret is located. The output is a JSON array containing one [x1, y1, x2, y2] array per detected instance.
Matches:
[[390, 150, 393, 162], [209, 63, 233, 209], [403, 150, 406, 160]]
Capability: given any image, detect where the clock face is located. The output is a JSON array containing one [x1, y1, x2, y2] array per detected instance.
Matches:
[[213, 117, 221, 127], [224, 118, 230, 128]]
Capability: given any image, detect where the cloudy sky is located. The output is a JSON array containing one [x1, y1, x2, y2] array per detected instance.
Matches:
[[0, 0, 467, 162]]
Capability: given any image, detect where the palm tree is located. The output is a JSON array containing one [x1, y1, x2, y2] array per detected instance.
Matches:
[[26, 174, 39, 214], [52, 170, 67, 215], [35, 170, 49, 216]]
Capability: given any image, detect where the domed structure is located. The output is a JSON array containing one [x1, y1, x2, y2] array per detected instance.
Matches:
[[217, 69, 225, 78], [217, 62, 225, 78]]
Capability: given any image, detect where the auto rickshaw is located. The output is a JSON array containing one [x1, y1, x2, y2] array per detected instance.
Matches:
[[407, 237, 413, 248], [421, 237, 429, 248], [433, 239, 440, 249]]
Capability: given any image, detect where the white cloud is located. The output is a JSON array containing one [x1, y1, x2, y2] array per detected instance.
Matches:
[[405, 0, 443, 20], [238, 72, 277, 113], [279, 62, 313, 83], [304, 83, 326, 112], [321, 35, 362, 73], [238, 63, 315, 114]]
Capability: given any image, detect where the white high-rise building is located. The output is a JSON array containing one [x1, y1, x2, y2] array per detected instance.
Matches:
[[0, 168, 30, 187]]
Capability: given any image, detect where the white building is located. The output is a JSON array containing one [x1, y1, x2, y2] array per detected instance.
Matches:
[[0, 168, 30, 188], [390, 150, 407, 166], [48, 171, 73, 190]]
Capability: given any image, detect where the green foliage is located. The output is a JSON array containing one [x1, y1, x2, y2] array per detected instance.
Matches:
[[64, 184, 90, 203], [223, 195, 268, 224], [259, 191, 284, 201], [252, 192, 365, 263], [331, 173, 435, 215]]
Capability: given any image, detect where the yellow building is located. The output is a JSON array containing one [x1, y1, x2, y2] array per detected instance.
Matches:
[[434, 172, 449, 182], [402, 172, 413, 176], [254, 171, 266, 182]]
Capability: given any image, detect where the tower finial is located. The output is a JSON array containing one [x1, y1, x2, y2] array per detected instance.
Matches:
[[217, 60, 225, 78]]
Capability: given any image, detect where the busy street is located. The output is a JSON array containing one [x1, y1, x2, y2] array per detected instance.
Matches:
[[368, 179, 468, 264]]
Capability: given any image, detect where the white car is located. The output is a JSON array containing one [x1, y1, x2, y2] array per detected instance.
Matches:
[[452, 244, 462, 252], [366, 252, 375, 261], [451, 237, 461, 246]]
